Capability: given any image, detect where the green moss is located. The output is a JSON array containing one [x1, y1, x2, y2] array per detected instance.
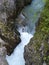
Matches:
[[43, 56, 47, 61], [0, 21, 20, 41], [25, 0, 49, 65], [30, 0, 49, 64]]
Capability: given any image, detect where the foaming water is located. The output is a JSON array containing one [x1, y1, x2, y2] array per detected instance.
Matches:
[[6, 0, 45, 65], [6, 28, 33, 65], [22, 0, 45, 33]]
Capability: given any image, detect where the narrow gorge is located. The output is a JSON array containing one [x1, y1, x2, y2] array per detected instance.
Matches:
[[0, 0, 49, 65]]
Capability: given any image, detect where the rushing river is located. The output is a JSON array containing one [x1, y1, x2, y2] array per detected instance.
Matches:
[[6, 0, 45, 65]]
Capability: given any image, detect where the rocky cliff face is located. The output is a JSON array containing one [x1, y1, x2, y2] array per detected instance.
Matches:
[[0, 0, 32, 55], [24, 0, 49, 65], [0, 21, 21, 55], [0, 0, 32, 65], [0, 0, 32, 23]]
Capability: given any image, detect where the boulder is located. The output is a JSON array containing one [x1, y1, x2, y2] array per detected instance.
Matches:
[[0, 22, 21, 55], [0, 0, 32, 55], [24, 0, 49, 65]]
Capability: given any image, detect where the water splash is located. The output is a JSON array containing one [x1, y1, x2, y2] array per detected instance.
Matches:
[[6, 29, 33, 65], [6, 0, 45, 65]]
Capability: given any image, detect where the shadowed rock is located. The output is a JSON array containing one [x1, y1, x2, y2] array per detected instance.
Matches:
[[0, 46, 8, 65], [0, 22, 21, 55]]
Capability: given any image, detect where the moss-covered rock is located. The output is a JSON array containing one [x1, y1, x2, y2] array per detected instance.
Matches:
[[0, 0, 32, 64], [24, 0, 49, 65], [0, 0, 32, 56], [0, 22, 21, 55]]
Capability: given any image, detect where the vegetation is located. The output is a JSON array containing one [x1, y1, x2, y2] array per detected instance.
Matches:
[[33, 0, 49, 64], [28, 0, 49, 64]]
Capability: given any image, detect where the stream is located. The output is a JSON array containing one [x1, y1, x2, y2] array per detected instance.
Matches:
[[6, 0, 45, 65]]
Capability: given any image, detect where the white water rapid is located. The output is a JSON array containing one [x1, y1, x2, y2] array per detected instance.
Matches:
[[6, 0, 45, 65], [6, 28, 33, 65]]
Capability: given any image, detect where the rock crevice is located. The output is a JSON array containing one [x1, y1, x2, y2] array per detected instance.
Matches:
[[0, 0, 32, 65]]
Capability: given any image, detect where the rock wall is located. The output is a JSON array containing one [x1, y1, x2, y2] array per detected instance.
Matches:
[[0, 0, 32, 55], [24, 0, 49, 65], [0, 0, 32, 65], [0, 0, 32, 22]]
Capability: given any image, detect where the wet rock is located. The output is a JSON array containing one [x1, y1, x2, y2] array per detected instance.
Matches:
[[0, 0, 32, 23], [0, 0, 32, 56], [0, 46, 8, 65], [16, 13, 28, 27], [0, 57, 8, 65], [24, 0, 32, 5], [24, 0, 49, 65], [24, 38, 43, 65], [0, 46, 7, 57], [24, 28, 49, 65], [0, 22, 21, 55], [24, 21, 49, 65]]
